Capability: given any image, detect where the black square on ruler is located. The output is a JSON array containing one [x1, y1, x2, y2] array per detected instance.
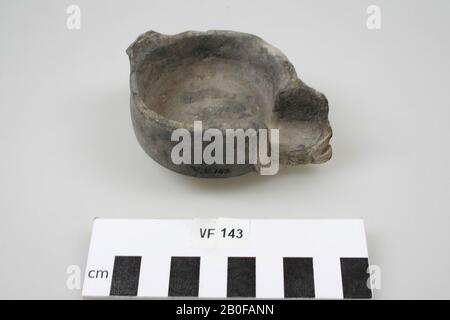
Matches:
[[283, 257, 315, 298], [340, 257, 372, 299], [109, 256, 141, 296], [227, 257, 256, 297], [168, 256, 201, 297]]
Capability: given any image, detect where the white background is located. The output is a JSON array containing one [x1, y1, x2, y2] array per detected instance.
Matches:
[[1, 0, 449, 299]]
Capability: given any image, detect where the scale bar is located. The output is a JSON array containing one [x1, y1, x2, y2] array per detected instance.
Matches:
[[82, 219, 372, 299]]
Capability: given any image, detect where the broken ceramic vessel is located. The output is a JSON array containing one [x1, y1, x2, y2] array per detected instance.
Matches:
[[127, 30, 332, 177]]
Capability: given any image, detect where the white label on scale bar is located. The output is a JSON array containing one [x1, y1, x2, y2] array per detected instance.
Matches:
[[82, 219, 372, 299], [191, 218, 251, 249]]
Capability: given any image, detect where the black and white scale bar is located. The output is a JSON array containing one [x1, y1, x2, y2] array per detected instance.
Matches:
[[83, 219, 372, 299], [104, 255, 371, 298]]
